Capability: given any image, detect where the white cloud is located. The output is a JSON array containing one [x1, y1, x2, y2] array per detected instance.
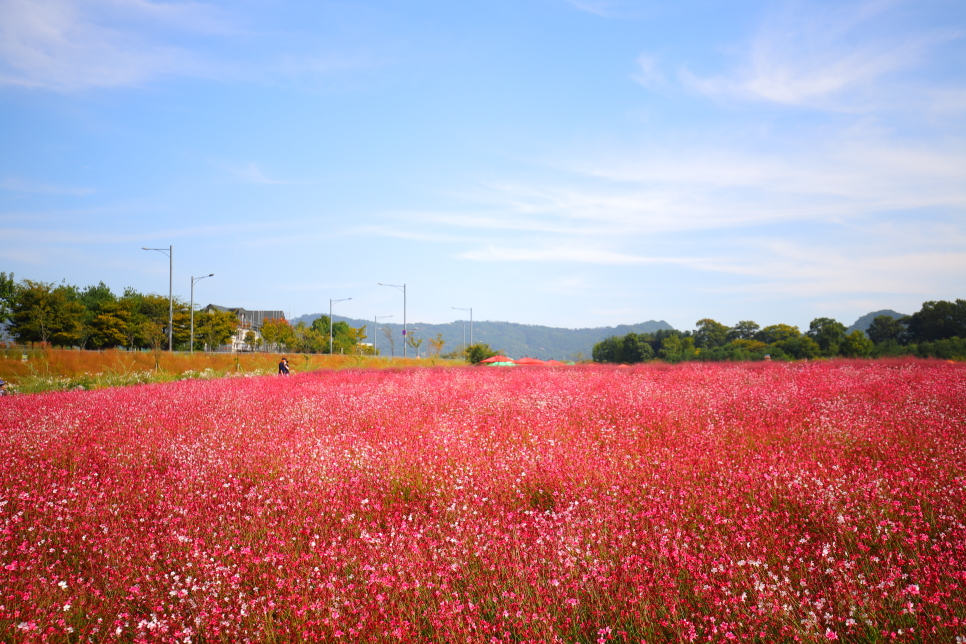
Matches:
[[0, 0, 376, 91], [561, 0, 651, 18], [230, 163, 298, 186], [459, 245, 689, 265], [677, 0, 962, 111], [0, 0, 219, 90], [0, 176, 94, 194], [632, 54, 665, 92]]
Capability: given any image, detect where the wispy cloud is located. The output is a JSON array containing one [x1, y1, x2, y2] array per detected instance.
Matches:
[[677, 0, 962, 111], [229, 163, 298, 186], [460, 245, 691, 265], [561, 0, 651, 18], [0, 0, 222, 90], [0, 0, 385, 91], [632, 54, 665, 92], [0, 176, 94, 194]]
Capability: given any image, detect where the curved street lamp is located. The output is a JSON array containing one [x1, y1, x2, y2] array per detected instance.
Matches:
[[190, 274, 214, 353], [142, 245, 173, 351], [452, 306, 473, 348], [330, 297, 352, 354], [378, 283, 407, 358]]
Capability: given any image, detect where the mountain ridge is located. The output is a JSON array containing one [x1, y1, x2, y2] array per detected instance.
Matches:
[[846, 310, 908, 335], [290, 314, 673, 360]]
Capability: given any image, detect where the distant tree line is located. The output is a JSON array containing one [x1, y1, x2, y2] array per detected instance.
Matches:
[[0, 272, 368, 354], [593, 300, 966, 363]]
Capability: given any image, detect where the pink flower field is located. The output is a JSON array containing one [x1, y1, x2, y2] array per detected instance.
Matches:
[[1, 361, 964, 643]]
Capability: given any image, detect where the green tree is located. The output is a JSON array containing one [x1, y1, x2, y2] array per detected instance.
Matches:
[[406, 331, 424, 357], [89, 300, 131, 349], [0, 271, 15, 329], [10, 280, 85, 346], [311, 315, 361, 354], [840, 330, 874, 357], [807, 317, 847, 356], [774, 335, 820, 360], [466, 342, 497, 364], [261, 318, 296, 352], [194, 309, 239, 351], [904, 300, 966, 343], [694, 318, 729, 348], [593, 336, 623, 363], [728, 320, 760, 342], [658, 334, 696, 363], [756, 324, 801, 345], [428, 333, 445, 357], [623, 333, 655, 363], [76, 282, 131, 349], [244, 330, 259, 351], [866, 315, 907, 345]]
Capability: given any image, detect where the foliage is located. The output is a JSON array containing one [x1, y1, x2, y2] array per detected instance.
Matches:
[[310, 315, 366, 354], [465, 342, 497, 364], [428, 333, 446, 362], [657, 333, 697, 363], [904, 299, 966, 343], [193, 309, 239, 351], [0, 271, 16, 327], [88, 300, 131, 349], [592, 333, 654, 363], [756, 323, 801, 345], [840, 330, 874, 357], [405, 331, 424, 357], [807, 317, 848, 357], [1, 362, 964, 642], [866, 314, 907, 345], [10, 280, 85, 346], [727, 320, 760, 341], [694, 318, 729, 348]]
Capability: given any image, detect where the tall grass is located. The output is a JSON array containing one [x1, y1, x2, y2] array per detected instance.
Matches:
[[0, 346, 442, 393]]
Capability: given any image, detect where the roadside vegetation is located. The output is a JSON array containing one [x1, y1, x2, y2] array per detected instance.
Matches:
[[593, 300, 966, 363], [0, 345, 439, 394]]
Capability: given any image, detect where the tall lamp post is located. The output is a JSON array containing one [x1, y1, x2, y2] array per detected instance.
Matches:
[[452, 306, 472, 348], [378, 283, 407, 358], [190, 274, 214, 353], [374, 314, 393, 357], [329, 297, 352, 354], [142, 245, 173, 351]]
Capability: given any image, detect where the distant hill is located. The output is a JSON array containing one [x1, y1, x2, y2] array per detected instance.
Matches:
[[289, 315, 673, 360], [847, 310, 908, 335]]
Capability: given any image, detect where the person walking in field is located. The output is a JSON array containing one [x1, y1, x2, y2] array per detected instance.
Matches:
[[0, 380, 9, 396], [278, 358, 290, 375]]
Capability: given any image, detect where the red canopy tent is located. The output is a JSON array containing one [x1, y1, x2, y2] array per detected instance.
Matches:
[[480, 355, 512, 364], [514, 357, 547, 365], [545, 359, 566, 366]]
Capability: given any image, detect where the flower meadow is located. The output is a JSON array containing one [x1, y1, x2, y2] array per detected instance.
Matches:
[[1, 362, 964, 643]]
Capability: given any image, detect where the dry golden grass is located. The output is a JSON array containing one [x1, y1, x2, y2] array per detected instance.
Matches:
[[0, 346, 439, 385]]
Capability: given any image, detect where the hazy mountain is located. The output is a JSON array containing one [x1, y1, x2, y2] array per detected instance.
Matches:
[[290, 314, 673, 360], [847, 310, 908, 335]]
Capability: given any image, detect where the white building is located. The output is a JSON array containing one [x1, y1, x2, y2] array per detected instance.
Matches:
[[204, 304, 285, 352]]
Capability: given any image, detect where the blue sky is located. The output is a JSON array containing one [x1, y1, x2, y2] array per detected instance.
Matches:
[[1, 0, 964, 331]]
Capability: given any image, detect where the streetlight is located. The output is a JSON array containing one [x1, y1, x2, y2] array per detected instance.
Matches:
[[329, 297, 352, 354], [378, 283, 407, 358], [142, 245, 173, 351], [452, 306, 473, 348], [374, 314, 393, 357], [190, 274, 214, 353]]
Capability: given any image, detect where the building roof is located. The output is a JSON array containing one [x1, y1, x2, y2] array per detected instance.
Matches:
[[205, 304, 285, 328]]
